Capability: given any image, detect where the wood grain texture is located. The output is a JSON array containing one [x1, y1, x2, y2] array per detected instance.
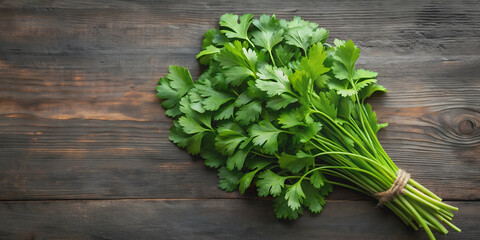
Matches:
[[0, 199, 476, 240], [0, 0, 479, 239], [1, 0, 479, 201]]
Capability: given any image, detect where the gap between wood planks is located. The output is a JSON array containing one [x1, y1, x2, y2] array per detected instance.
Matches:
[[0, 197, 477, 202]]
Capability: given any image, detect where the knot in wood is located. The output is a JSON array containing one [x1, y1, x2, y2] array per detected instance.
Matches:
[[458, 118, 476, 136]]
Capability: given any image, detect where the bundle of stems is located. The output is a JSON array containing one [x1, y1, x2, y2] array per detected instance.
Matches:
[[304, 101, 460, 239]]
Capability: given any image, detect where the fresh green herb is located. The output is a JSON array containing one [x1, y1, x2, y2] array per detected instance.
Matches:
[[156, 14, 460, 240]]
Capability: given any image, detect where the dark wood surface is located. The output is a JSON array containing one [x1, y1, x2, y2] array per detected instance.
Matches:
[[0, 0, 479, 239]]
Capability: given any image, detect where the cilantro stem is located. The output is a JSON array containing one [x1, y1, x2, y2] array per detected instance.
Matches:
[[323, 179, 369, 195], [310, 108, 377, 160], [251, 151, 276, 158], [246, 38, 255, 49], [312, 150, 395, 179], [268, 50, 277, 67]]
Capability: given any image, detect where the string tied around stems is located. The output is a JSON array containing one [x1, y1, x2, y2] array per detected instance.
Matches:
[[375, 169, 411, 204]]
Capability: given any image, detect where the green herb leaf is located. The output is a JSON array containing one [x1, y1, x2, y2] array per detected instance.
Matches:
[[273, 189, 303, 220], [256, 169, 286, 197], [249, 120, 282, 154], [285, 180, 306, 210], [220, 13, 254, 43], [218, 167, 243, 192], [278, 153, 314, 173]]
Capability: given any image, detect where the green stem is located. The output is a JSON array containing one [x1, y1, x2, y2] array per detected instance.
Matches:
[[405, 185, 457, 211], [311, 109, 377, 161], [251, 151, 276, 159], [246, 38, 255, 49], [268, 50, 276, 67], [398, 195, 435, 240], [404, 189, 440, 211], [312, 151, 395, 179], [323, 179, 369, 195], [409, 179, 443, 202]]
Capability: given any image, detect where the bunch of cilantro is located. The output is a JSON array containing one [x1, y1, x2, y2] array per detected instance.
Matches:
[[156, 14, 460, 240]]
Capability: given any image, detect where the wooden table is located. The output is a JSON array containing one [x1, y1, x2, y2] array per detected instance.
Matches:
[[1, 1, 479, 239]]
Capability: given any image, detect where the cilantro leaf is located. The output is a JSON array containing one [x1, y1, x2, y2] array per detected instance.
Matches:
[[311, 91, 338, 119], [256, 65, 292, 96], [170, 118, 209, 155], [214, 101, 235, 120], [178, 97, 213, 129], [202, 28, 217, 48], [302, 181, 326, 213], [237, 160, 271, 194], [215, 128, 248, 156], [224, 66, 253, 86], [235, 100, 262, 125], [249, 120, 282, 154], [273, 189, 304, 220], [178, 116, 210, 134], [274, 44, 295, 67], [285, 180, 306, 210], [196, 45, 221, 65], [285, 27, 311, 53], [289, 70, 310, 96], [156, 65, 195, 117], [333, 40, 360, 76], [300, 43, 330, 81], [278, 153, 314, 173], [166, 65, 195, 97], [234, 92, 253, 107], [202, 28, 227, 49], [219, 13, 254, 45], [278, 108, 304, 128], [156, 77, 182, 117], [186, 89, 206, 113], [295, 121, 322, 143], [184, 131, 207, 155], [310, 28, 329, 45], [238, 170, 257, 194], [218, 167, 243, 192], [256, 169, 286, 197], [358, 83, 387, 101], [220, 13, 252, 38], [245, 159, 273, 170], [329, 45, 380, 97], [195, 80, 235, 111], [310, 170, 326, 189], [252, 14, 284, 65], [287, 16, 318, 29], [266, 94, 297, 110], [227, 145, 251, 170], [354, 69, 378, 80], [201, 149, 226, 168], [284, 17, 328, 54], [216, 41, 257, 72], [168, 120, 189, 147], [355, 78, 377, 91], [362, 103, 388, 133]]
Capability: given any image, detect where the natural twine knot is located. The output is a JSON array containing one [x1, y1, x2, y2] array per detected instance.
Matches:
[[375, 169, 411, 204]]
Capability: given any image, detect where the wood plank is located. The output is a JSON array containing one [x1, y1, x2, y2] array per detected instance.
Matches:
[[0, 108, 478, 200], [1, 56, 479, 119], [1, 0, 479, 57], [0, 199, 475, 240]]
